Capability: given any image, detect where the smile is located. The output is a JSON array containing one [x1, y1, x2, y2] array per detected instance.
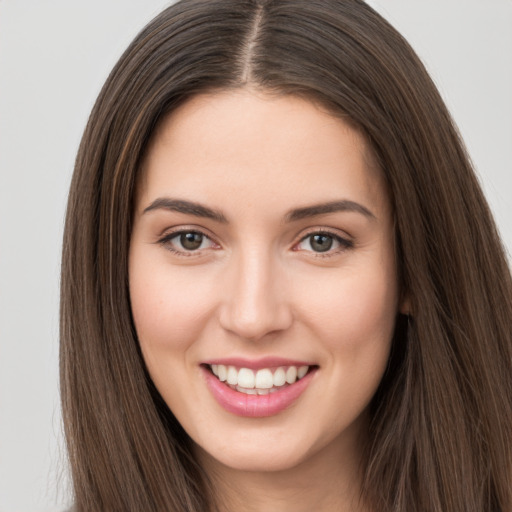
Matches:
[[210, 364, 310, 395], [202, 361, 317, 417]]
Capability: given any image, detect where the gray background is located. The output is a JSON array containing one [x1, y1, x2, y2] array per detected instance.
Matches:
[[0, 1, 510, 510]]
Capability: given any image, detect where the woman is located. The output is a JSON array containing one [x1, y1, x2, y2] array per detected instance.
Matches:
[[60, 0, 512, 510]]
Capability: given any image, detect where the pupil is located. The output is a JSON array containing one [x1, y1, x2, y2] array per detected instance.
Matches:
[[311, 234, 333, 252], [180, 232, 203, 250]]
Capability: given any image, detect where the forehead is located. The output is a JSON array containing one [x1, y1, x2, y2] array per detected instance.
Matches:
[[138, 89, 390, 218]]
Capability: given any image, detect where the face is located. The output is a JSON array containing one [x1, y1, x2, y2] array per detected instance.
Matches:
[[129, 90, 402, 474]]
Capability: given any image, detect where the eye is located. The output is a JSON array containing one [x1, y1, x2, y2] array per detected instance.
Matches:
[[159, 230, 217, 254], [295, 231, 352, 254]]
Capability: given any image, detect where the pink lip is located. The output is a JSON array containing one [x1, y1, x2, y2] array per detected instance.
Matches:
[[201, 365, 317, 418], [202, 357, 313, 370]]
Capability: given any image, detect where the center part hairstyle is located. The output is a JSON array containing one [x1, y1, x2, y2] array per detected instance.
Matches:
[[60, 0, 512, 510]]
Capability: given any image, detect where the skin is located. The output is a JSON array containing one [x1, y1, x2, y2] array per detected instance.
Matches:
[[129, 89, 405, 511]]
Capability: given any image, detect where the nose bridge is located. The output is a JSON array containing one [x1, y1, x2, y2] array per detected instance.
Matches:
[[220, 243, 291, 340]]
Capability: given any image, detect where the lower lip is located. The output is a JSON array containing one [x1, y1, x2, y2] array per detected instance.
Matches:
[[202, 366, 316, 418]]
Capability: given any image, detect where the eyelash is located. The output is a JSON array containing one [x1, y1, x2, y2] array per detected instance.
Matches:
[[157, 228, 353, 258], [157, 229, 219, 257], [293, 229, 353, 257]]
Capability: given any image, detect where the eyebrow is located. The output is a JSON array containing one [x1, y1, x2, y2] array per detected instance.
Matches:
[[142, 197, 375, 223], [285, 200, 376, 222], [143, 198, 228, 223]]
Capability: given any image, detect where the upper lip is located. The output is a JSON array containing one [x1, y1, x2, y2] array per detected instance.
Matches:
[[201, 357, 316, 370]]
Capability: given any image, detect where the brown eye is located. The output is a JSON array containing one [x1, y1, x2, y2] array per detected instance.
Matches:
[[310, 234, 333, 252], [159, 230, 216, 254], [180, 232, 204, 250], [295, 231, 353, 255]]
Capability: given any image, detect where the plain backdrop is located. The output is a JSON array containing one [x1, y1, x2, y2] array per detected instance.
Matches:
[[0, 1, 511, 511]]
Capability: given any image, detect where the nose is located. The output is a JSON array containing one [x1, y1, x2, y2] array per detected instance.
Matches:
[[218, 248, 293, 341]]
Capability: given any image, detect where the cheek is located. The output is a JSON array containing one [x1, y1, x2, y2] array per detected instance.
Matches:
[[298, 260, 398, 355], [301, 263, 398, 422], [129, 256, 216, 355]]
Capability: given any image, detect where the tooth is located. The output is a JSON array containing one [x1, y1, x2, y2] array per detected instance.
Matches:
[[255, 368, 273, 389], [269, 387, 279, 393], [257, 388, 270, 395], [227, 366, 238, 385], [217, 364, 227, 381], [236, 386, 257, 395], [285, 366, 297, 383], [273, 367, 286, 387], [297, 366, 309, 379], [211, 364, 219, 376], [238, 368, 255, 388]]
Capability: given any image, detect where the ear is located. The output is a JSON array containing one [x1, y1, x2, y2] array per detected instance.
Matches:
[[398, 291, 412, 316]]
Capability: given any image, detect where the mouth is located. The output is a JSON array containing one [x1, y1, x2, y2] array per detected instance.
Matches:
[[201, 361, 318, 417], [205, 363, 313, 395]]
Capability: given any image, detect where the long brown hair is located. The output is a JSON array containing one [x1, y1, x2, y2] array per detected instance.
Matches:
[[60, 0, 512, 510]]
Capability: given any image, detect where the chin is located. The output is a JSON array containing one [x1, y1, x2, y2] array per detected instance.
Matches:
[[192, 420, 345, 476], [201, 444, 309, 474]]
